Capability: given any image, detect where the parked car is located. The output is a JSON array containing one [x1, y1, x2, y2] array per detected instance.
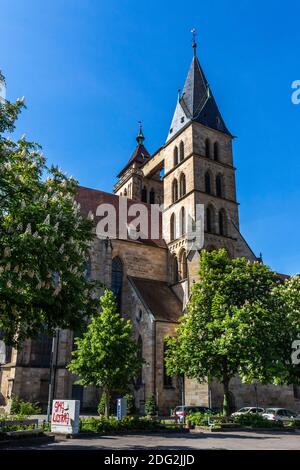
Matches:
[[231, 407, 265, 417], [262, 408, 300, 423], [172, 405, 212, 422]]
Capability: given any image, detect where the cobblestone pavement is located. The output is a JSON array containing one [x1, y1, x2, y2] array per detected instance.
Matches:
[[8, 430, 300, 450]]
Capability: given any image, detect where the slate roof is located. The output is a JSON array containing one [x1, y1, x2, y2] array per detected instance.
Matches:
[[117, 143, 151, 178], [76, 186, 166, 248], [167, 52, 231, 141], [129, 277, 183, 322]]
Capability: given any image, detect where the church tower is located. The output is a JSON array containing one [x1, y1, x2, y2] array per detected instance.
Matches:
[[114, 124, 163, 204], [160, 33, 257, 289]]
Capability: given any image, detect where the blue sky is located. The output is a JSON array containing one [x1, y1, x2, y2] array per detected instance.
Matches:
[[1, 0, 299, 275]]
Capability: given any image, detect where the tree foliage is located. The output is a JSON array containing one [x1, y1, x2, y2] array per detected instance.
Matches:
[[0, 74, 97, 344], [68, 289, 143, 417], [165, 249, 300, 415]]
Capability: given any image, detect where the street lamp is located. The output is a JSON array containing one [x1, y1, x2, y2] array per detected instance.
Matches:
[[46, 328, 60, 423]]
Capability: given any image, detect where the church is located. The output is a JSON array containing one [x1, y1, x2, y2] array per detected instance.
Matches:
[[0, 39, 298, 414]]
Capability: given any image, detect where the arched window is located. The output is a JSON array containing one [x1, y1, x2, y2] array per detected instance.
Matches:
[[141, 186, 147, 202], [216, 174, 223, 198], [205, 171, 211, 194], [179, 249, 188, 280], [163, 342, 173, 388], [214, 142, 219, 161], [173, 146, 178, 166], [171, 255, 179, 283], [172, 179, 178, 203], [124, 188, 127, 196], [206, 205, 215, 233], [179, 141, 184, 162], [170, 213, 176, 241], [112, 257, 123, 311], [30, 335, 52, 366], [149, 188, 155, 204], [136, 335, 143, 388], [180, 207, 185, 236], [179, 173, 186, 197], [205, 138, 211, 158], [219, 209, 227, 236]]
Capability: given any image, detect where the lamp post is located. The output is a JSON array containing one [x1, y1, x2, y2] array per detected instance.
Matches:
[[46, 328, 59, 423]]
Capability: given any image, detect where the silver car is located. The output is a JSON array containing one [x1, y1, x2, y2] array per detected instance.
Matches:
[[231, 407, 265, 417], [262, 408, 300, 422]]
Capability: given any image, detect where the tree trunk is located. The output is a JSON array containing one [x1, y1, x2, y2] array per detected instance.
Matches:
[[222, 378, 231, 417], [105, 390, 110, 418]]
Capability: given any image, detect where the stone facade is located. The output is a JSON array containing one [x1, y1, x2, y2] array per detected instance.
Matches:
[[0, 44, 297, 415]]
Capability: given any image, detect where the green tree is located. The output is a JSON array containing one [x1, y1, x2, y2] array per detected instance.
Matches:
[[0, 72, 97, 344], [144, 394, 158, 417], [67, 289, 143, 417], [165, 249, 300, 416]]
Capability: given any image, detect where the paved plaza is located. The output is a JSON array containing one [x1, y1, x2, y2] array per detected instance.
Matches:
[[3, 430, 300, 451]]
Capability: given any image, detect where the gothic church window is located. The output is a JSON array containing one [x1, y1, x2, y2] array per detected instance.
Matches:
[[180, 207, 185, 236], [214, 142, 219, 161], [149, 188, 155, 204], [179, 249, 188, 280], [206, 205, 215, 233], [163, 342, 173, 388], [170, 213, 176, 241], [172, 179, 178, 203], [179, 141, 184, 162], [173, 146, 178, 166], [216, 174, 223, 198], [179, 173, 186, 197], [112, 257, 123, 311], [29, 336, 52, 367], [205, 171, 211, 194], [135, 335, 143, 388], [141, 186, 147, 203], [205, 138, 211, 158], [171, 255, 179, 283], [218, 209, 227, 236]]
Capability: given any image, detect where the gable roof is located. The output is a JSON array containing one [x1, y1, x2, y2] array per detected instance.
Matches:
[[76, 186, 166, 248]]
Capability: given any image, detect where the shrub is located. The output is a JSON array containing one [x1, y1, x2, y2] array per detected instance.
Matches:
[[80, 416, 161, 434], [123, 393, 135, 415], [188, 412, 284, 429], [144, 394, 157, 416], [286, 420, 300, 429], [188, 412, 213, 427], [233, 413, 283, 428], [10, 395, 41, 416], [97, 392, 115, 416], [97, 393, 106, 416]]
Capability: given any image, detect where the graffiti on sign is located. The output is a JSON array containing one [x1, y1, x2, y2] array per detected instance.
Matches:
[[52, 401, 70, 425]]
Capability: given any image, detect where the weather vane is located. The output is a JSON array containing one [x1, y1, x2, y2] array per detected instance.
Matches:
[[191, 28, 197, 55]]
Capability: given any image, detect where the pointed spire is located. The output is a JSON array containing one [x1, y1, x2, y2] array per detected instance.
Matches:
[[136, 121, 145, 144], [117, 123, 151, 178], [166, 32, 232, 142]]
